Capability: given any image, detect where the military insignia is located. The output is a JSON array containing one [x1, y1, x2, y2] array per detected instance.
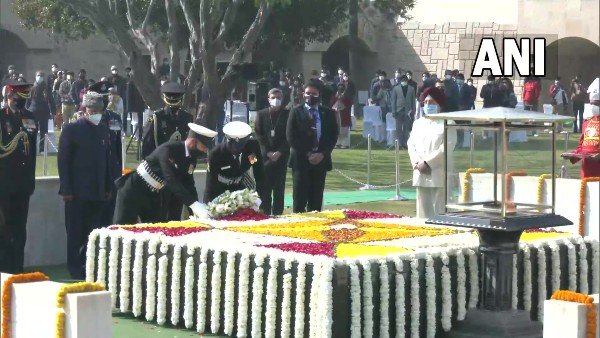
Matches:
[[188, 164, 195, 174], [161, 121, 167, 128], [248, 154, 257, 165], [22, 119, 36, 130], [170, 130, 182, 141], [147, 115, 154, 123]]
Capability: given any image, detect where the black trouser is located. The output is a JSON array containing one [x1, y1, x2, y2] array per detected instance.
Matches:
[[64, 199, 107, 279], [113, 173, 162, 225], [159, 190, 184, 221], [573, 101, 585, 133], [37, 118, 49, 153], [261, 163, 287, 215], [0, 194, 31, 273], [292, 166, 327, 213]]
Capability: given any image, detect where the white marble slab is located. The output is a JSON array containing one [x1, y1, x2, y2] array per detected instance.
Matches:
[[543, 294, 600, 338]]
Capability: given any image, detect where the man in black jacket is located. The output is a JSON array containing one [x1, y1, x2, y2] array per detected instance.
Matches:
[[113, 123, 217, 224], [70, 69, 87, 108], [0, 81, 37, 273], [27, 71, 52, 153], [254, 88, 290, 215], [287, 80, 339, 212]]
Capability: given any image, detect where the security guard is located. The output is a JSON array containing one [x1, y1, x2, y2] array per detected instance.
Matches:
[[0, 80, 37, 273], [113, 123, 217, 224], [142, 82, 192, 158], [58, 91, 113, 279], [204, 121, 266, 204]]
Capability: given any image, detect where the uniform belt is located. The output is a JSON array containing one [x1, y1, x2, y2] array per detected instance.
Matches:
[[136, 161, 165, 192], [217, 174, 243, 185], [217, 170, 256, 190]]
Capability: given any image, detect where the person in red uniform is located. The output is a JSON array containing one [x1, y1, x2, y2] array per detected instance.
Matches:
[[565, 85, 600, 178]]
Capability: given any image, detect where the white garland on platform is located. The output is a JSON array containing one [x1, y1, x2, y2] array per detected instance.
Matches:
[[251, 254, 266, 338], [223, 251, 237, 336], [466, 249, 478, 309], [589, 238, 599, 294], [577, 238, 588, 294], [156, 244, 169, 325], [119, 237, 132, 313], [379, 260, 390, 338], [210, 250, 223, 333], [523, 245, 532, 312], [425, 255, 436, 338], [394, 258, 405, 338], [319, 261, 334, 338], [456, 249, 466, 321], [410, 257, 420, 338], [183, 249, 195, 329], [361, 262, 374, 338], [265, 256, 279, 338], [108, 235, 121, 309], [536, 245, 546, 321], [309, 263, 322, 338], [145, 254, 157, 321], [96, 233, 108, 286], [440, 253, 451, 332], [565, 239, 577, 291], [349, 262, 361, 338], [85, 231, 99, 282], [281, 260, 293, 338], [236, 254, 251, 337], [196, 247, 209, 333], [170, 245, 182, 326], [512, 253, 518, 310], [294, 262, 307, 338], [132, 238, 145, 317], [549, 243, 561, 295]]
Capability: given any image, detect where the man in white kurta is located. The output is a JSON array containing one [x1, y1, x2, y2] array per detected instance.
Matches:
[[408, 87, 457, 219]]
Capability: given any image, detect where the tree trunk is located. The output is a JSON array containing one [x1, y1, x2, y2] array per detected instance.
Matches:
[[165, 0, 181, 83], [348, 0, 361, 117]]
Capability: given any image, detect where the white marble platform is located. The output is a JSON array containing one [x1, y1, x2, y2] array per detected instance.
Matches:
[[543, 294, 600, 338], [0, 273, 112, 338]]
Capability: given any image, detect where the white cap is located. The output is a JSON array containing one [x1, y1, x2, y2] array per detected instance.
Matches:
[[588, 77, 599, 101], [223, 121, 252, 140], [188, 123, 217, 138]]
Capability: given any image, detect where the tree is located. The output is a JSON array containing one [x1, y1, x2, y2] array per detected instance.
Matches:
[[12, 0, 413, 129]]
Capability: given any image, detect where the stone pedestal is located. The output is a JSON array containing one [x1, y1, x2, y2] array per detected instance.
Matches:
[[443, 309, 543, 338], [0, 273, 112, 338], [543, 295, 600, 338]]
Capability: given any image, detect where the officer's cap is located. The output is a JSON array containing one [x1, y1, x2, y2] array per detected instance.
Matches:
[[8, 65, 16, 71], [111, 65, 118, 71], [161, 82, 186, 95], [223, 121, 252, 141], [188, 122, 217, 145], [88, 81, 111, 95]]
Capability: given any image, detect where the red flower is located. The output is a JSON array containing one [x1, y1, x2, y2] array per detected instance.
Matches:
[[343, 210, 400, 219], [219, 208, 270, 221], [259, 242, 336, 257], [116, 226, 209, 236]]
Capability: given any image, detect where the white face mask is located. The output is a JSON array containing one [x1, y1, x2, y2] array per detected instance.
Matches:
[[343, 76, 348, 81], [88, 113, 103, 125], [36, 76, 44, 83], [338, 71, 344, 76], [445, 75, 452, 80], [423, 103, 439, 115], [112, 70, 118, 75], [467, 82, 473, 86], [279, 81, 286, 86], [321, 73, 327, 78], [269, 98, 282, 108], [400, 81, 408, 86], [406, 74, 412, 80]]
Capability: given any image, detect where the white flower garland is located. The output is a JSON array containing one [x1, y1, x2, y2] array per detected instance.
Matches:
[[309, 262, 322, 338], [394, 258, 406, 338], [523, 245, 532, 312], [588, 238, 599, 294], [251, 255, 265, 338], [456, 249, 466, 320], [577, 238, 588, 294], [349, 262, 362, 338], [294, 262, 307, 338], [132, 238, 145, 317], [440, 253, 452, 332], [96, 233, 108, 287], [223, 252, 237, 336], [196, 247, 209, 333], [210, 250, 223, 333], [119, 237, 132, 313], [361, 262, 374, 338], [425, 255, 436, 338], [183, 248, 195, 329], [108, 235, 121, 309], [410, 257, 420, 338], [281, 260, 293, 338], [236, 254, 251, 337], [536, 244, 546, 321], [170, 245, 182, 326], [565, 239, 577, 291], [265, 256, 279, 338], [85, 231, 99, 282], [512, 253, 518, 310], [466, 249, 479, 309], [379, 260, 390, 338], [549, 243, 561, 295], [319, 261, 334, 338], [145, 253, 157, 321], [156, 243, 169, 325]]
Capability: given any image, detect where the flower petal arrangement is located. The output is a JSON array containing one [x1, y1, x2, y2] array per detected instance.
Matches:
[[86, 210, 600, 337]]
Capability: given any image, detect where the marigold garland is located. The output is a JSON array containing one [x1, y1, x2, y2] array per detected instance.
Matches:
[[122, 168, 133, 175], [536, 174, 553, 205], [55, 282, 106, 338], [579, 177, 600, 236], [551, 290, 597, 338], [1, 272, 50, 338], [461, 168, 486, 202], [505, 170, 527, 203]]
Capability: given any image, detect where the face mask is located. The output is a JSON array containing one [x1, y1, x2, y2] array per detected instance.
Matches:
[[279, 81, 286, 87], [338, 71, 343, 76], [488, 80, 494, 84], [400, 81, 408, 86], [269, 98, 282, 107], [14, 98, 27, 109], [379, 76, 385, 81], [67, 76, 73, 81], [305, 95, 319, 106], [423, 104, 439, 115], [36, 76, 44, 83], [343, 76, 348, 81], [467, 82, 473, 86], [112, 70, 118, 75], [457, 80, 464, 85], [320, 73, 327, 78], [554, 81, 559, 85], [406, 74, 412, 80], [583, 104, 600, 119], [88, 113, 103, 125], [445, 75, 452, 80], [422, 76, 427, 81]]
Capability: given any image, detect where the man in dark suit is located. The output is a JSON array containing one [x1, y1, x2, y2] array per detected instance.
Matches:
[[442, 69, 459, 112], [254, 88, 290, 215], [113, 123, 217, 224], [27, 71, 52, 153], [456, 74, 472, 111], [287, 80, 339, 213]]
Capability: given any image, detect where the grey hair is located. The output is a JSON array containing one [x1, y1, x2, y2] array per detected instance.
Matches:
[[268, 88, 282, 96]]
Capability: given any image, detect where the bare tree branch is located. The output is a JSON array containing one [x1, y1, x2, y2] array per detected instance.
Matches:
[[165, 0, 181, 82], [124, 0, 137, 28], [179, 0, 200, 40], [213, 0, 241, 50], [141, 0, 157, 31]]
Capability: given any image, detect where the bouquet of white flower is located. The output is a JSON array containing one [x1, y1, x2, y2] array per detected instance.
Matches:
[[206, 189, 262, 219]]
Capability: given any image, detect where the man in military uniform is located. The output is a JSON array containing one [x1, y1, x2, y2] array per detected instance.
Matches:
[[0, 81, 37, 273], [113, 123, 217, 224], [204, 121, 266, 204]]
